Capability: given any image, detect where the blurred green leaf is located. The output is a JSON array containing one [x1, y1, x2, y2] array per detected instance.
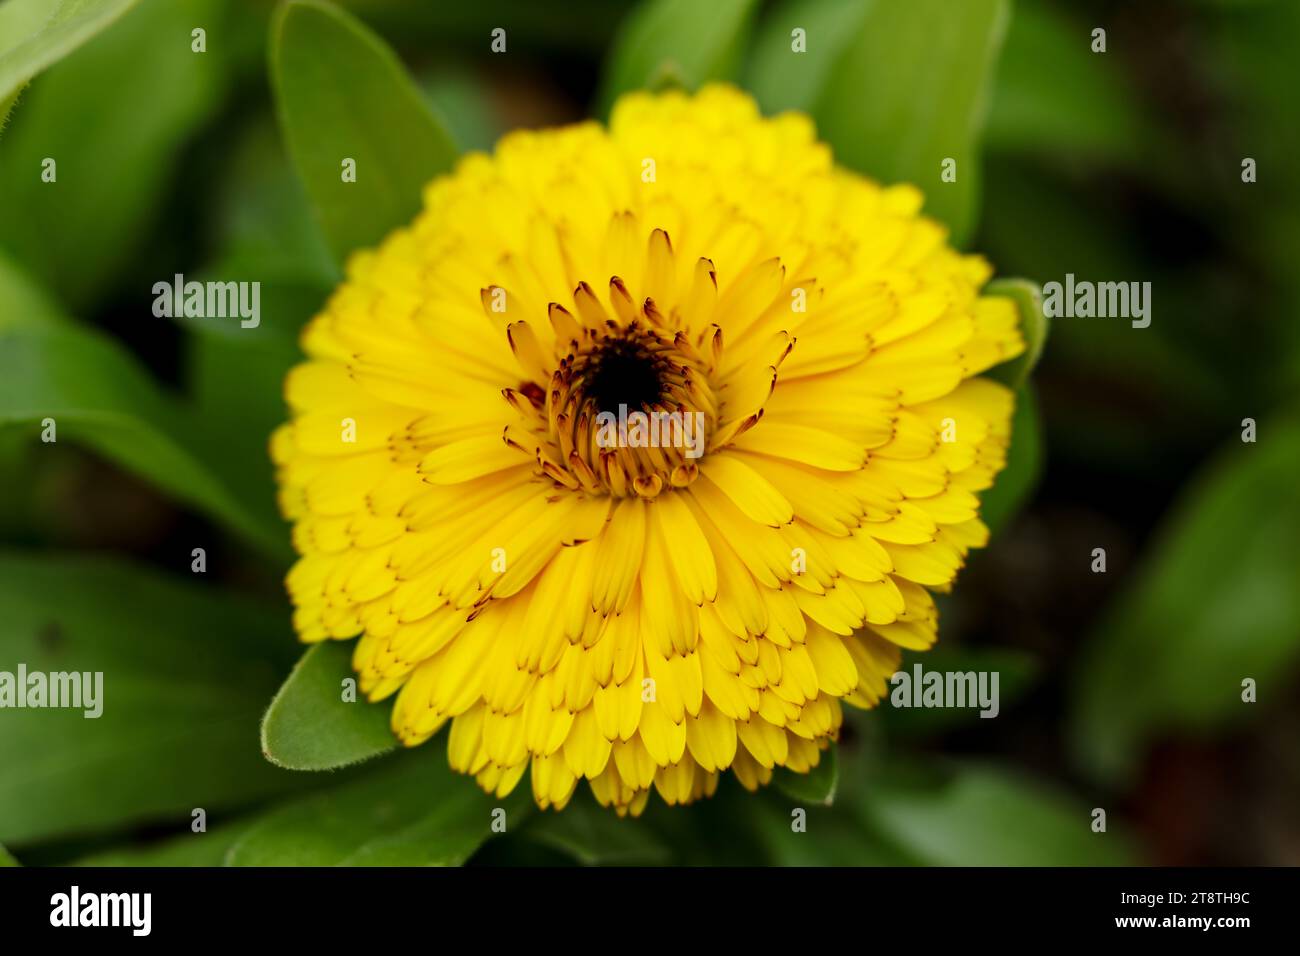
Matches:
[[812, 0, 1009, 246], [178, 113, 332, 515], [744, 0, 869, 114], [0, 0, 226, 309], [596, 0, 758, 116], [262, 641, 397, 771], [861, 760, 1135, 865], [333, 0, 634, 54], [270, 0, 459, 267], [520, 795, 671, 865], [160, 112, 329, 560], [0, 844, 17, 866], [186, 327, 300, 520], [1071, 416, 1300, 782], [420, 68, 503, 155], [879, 646, 1040, 737], [0, 321, 286, 558], [0, 86, 21, 132], [979, 384, 1043, 535], [0, 250, 67, 328], [226, 748, 523, 865], [206, 113, 339, 294], [985, 278, 1047, 390], [772, 741, 837, 806], [0, 552, 312, 846], [0, 0, 140, 109], [984, 1, 1147, 166], [72, 821, 251, 867]]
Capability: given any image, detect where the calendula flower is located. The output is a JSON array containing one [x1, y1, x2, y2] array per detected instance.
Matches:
[[272, 84, 1023, 814]]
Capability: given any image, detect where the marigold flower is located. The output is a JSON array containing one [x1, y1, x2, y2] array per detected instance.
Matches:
[[272, 84, 1023, 814]]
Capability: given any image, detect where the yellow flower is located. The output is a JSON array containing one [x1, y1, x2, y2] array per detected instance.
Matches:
[[272, 84, 1023, 814]]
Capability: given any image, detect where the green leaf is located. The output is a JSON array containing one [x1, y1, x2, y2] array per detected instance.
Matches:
[[185, 325, 301, 524], [743, 0, 870, 114], [0, 85, 22, 133], [0, 0, 227, 309], [0, 844, 18, 866], [71, 821, 252, 867], [0, 552, 313, 846], [520, 794, 672, 865], [978, 279, 1049, 536], [179, 115, 333, 515], [0, 0, 140, 106], [985, 278, 1048, 389], [225, 748, 524, 866], [270, 0, 459, 267], [0, 321, 287, 559], [772, 741, 838, 806], [861, 760, 1136, 866], [0, 250, 67, 328], [978, 384, 1043, 535], [1071, 416, 1300, 782], [596, 0, 758, 116], [261, 641, 397, 771], [812, 0, 1009, 246]]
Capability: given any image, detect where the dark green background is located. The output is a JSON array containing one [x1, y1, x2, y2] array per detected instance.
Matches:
[[1, 0, 1297, 866]]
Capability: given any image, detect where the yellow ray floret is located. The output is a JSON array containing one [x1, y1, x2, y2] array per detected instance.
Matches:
[[272, 84, 1023, 813]]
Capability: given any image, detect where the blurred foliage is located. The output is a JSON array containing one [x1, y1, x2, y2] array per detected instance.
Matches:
[[0, 0, 1297, 867], [0, 0, 227, 309], [271, 0, 458, 266], [224, 748, 530, 865], [0, 552, 315, 845], [1071, 414, 1300, 783], [806, 0, 1008, 246], [750, 0, 1008, 244], [0, 0, 141, 126], [0, 311, 285, 556], [596, 0, 757, 116]]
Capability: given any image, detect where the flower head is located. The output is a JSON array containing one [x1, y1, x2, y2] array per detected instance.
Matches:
[[272, 84, 1023, 814]]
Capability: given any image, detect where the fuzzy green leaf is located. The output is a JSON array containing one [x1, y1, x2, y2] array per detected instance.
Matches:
[[0, 0, 140, 108], [261, 641, 397, 771]]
